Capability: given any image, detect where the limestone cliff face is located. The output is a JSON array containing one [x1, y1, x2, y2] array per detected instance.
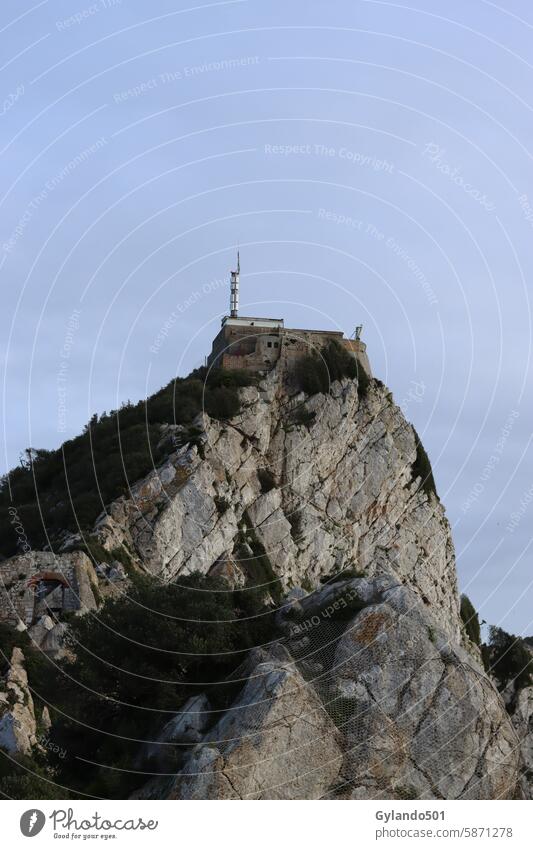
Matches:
[[0, 366, 521, 797], [91, 367, 522, 800], [168, 576, 519, 801], [94, 368, 460, 642], [0, 648, 38, 757], [504, 682, 533, 799]]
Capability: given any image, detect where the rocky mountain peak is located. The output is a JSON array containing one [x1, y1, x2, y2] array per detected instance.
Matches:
[[93, 366, 460, 642], [0, 363, 527, 800]]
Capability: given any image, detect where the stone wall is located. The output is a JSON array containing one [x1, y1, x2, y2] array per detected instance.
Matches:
[[0, 551, 98, 626], [210, 323, 371, 378]]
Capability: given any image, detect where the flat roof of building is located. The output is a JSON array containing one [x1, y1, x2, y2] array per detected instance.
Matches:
[[285, 328, 344, 337], [219, 317, 351, 338], [221, 316, 285, 328]]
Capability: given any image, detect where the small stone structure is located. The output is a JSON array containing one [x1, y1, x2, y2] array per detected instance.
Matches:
[[207, 316, 372, 378], [207, 258, 371, 377], [0, 551, 98, 628]]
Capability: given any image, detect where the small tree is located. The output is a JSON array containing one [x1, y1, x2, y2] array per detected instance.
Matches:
[[488, 626, 533, 691], [460, 594, 481, 646], [411, 427, 438, 499]]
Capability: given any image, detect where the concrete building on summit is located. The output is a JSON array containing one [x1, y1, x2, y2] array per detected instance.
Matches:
[[207, 255, 371, 377]]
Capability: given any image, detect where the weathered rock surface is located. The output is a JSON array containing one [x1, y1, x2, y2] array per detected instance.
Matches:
[[169, 645, 343, 800], [0, 367, 520, 800], [93, 371, 460, 642], [0, 647, 37, 757], [139, 694, 213, 772], [505, 684, 533, 798], [327, 577, 518, 799], [168, 575, 520, 800]]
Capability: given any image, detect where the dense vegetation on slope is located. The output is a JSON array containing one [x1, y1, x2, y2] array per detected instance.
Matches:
[[0, 368, 254, 557], [296, 339, 361, 396], [460, 597, 533, 692], [4, 588, 530, 800], [0, 347, 374, 558], [486, 626, 533, 692], [0, 573, 277, 800]]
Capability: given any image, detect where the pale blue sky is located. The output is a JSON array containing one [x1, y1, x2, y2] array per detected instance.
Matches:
[[1, 0, 533, 632]]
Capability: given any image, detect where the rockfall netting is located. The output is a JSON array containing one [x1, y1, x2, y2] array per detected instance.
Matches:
[[166, 575, 521, 800]]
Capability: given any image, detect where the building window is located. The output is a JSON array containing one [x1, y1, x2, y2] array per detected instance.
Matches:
[[274, 342, 279, 348], [267, 341, 272, 348]]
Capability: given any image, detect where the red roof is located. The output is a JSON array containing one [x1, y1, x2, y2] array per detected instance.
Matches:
[[27, 571, 69, 588]]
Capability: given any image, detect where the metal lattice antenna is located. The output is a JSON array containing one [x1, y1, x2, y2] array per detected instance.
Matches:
[[230, 251, 240, 317]]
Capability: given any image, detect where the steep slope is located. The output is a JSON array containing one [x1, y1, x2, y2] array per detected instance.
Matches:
[[168, 575, 518, 800], [0, 363, 522, 798], [93, 368, 459, 642]]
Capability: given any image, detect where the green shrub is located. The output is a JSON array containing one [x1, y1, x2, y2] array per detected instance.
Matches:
[[236, 515, 283, 605], [325, 695, 359, 727], [411, 427, 438, 499], [13, 572, 276, 799], [0, 755, 66, 800], [322, 340, 358, 384], [109, 545, 133, 570], [460, 594, 481, 646], [296, 354, 328, 395], [204, 385, 241, 420], [80, 537, 111, 567], [487, 626, 533, 692], [395, 785, 419, 800], [320, 566, 365, 584], [295, 340, 359, 396], [0, 368, 254, 557], [355, 361, 370, 399]]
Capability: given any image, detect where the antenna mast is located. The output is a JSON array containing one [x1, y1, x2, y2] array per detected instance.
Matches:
[[230, 251, 240, 317]]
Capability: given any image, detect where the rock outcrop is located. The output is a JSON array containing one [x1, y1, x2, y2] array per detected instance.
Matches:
[[0, 364, 522, 798], [138, 694, 213, 774], [168, 574, 520, 800], [169, 645, 343, 800], [93, 371, 459, 642], [0, 648, 38, 757], [503, 684, 533, 798]]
